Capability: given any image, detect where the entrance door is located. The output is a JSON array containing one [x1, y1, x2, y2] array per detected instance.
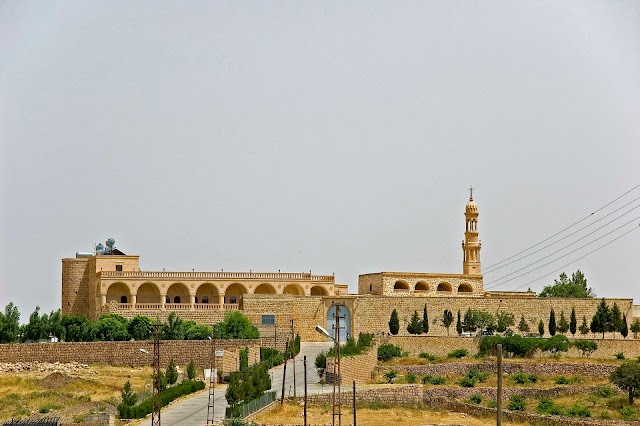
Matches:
[[326, 304, 351, 342]]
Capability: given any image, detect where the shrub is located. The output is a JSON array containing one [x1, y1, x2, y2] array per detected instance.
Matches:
[[566, 403, 591, 418], [619, 406, 638, 420], [571, 339, 597, 357], [467, 369, 489, 382], [421, 374, 445, 385], [166, 358, 178, 385], [383, 370, 397, 384], [185, 360, 196, 381], [119, 381, 205, 419], [405, 373, 416, 384], [507, 395, 526, 411], [447, 348, 468, 359], [478, 335, 539, 358], [468, 394, 482, 404], [458, 376, 476, 388], [615, 352, 625, 360], [540, 335, 569, 354], [554, 375, 579, 385], [418, 352, 437, 361], [314, 351, 327, 377], [487, 400, 497, 408], [511, 372, 537, 384], [377, 344, 402, 361], [596, 386, 614, 398]]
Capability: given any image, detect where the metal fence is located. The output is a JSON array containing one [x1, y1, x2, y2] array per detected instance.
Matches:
[[3, 419, 60, 426], [225, 391, 277, 419]]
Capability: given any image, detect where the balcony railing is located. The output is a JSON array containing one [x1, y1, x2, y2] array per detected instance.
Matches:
[[102, 303, 240, 312], [99, 270, 334, 282]]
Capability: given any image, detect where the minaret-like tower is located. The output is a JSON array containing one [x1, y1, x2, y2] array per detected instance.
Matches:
[[462, 186, 481, 275]]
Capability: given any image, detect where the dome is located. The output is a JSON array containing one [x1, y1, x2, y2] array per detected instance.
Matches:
[[465, 199, 478, 214]]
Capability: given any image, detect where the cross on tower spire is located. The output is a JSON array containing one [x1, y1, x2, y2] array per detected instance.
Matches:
[[469, 185, 474, 201]]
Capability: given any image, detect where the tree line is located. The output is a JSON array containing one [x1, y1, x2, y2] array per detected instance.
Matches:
[[0, 303, 260, 343]]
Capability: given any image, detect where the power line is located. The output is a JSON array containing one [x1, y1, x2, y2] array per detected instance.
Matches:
[[505, 225, 640, 292], [484, 218, 640, 289], [484, 184, 640, 270], [484, 199, 640, 274]]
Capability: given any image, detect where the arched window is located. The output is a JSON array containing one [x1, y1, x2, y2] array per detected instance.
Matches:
[[194, 296, 198, 304], [229, 296, 237, 304], [120, 295, 128, 303], [165, 296, 170, 303], [202, 296, 209, 304], [173, 296, 181, 303]]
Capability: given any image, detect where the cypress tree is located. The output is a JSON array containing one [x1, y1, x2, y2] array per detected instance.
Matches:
[[422, 305, 429, 334], [456, 310, 462, 335], [518, 315, 530, 333], [621, 314, 628, 339], [389, 309, 399, 335], [569, 307, 577, 336], [611, 303, 623, 336], [592, 299, 610, 338], [442, 309, 453, 336], [548, 309, 556, 336], [557, 311, 569, 334], [538, 320, 545, 337]]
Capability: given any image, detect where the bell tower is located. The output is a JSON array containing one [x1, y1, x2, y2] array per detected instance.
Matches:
[[462, 186, 481, 275]]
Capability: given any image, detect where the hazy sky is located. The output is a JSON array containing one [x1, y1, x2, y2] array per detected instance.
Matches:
[[1, 1, 639, 320]]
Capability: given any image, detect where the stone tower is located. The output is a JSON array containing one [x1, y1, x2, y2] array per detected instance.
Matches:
[[462, 188, 481, 275]]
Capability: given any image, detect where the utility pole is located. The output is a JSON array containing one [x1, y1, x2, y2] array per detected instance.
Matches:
[[291, 318, 297, 399], [497, 343, 503, 426], [151, 323, 161, 426], [303, 356, 308, 426], [332, 304, 343, 426], [281, 339, 289, 404], [352, 380, 356, 426], [206, 332, 216, 424]]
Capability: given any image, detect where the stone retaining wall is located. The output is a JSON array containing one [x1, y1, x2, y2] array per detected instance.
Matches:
[[394, 361, 618, 377], [0, 340, 260, 371], [325, 344, 378, 385], [386, 335, 640, 359]]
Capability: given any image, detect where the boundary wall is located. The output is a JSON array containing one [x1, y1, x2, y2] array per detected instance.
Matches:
[[0, 339, 260, 372]]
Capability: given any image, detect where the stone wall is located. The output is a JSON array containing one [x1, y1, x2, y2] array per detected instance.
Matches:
[[61, 258, 90, 316], [0, 340, 260, 371], [325, 344, 377, 385], [386, 335, 640, 359]]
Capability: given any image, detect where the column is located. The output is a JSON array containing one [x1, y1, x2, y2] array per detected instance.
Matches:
[[190, 294, 196, 310], [131, 294, 137, 309]]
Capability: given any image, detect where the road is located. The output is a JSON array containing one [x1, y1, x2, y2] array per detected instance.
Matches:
[[137, 342, 333, 425]]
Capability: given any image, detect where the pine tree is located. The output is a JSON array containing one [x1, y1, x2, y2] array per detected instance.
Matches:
[[442, 309, 453, 336], [591, 299, 611, 338], [569, 307, 577, 336], [407, 310, 422, 335], [517, 315, 530, 333], [579, 316, 590, 335], [538, 320, 545, 337], [166, 358, 178, 385], [631, 318, 640, 339], [121, 380, 137, 407], [548, 309, 556, 336], [621, 314, 628, 339], [456, 310, 462, 335], [557, 311, 569, 334], [422, 305, 429, 334], [389, 309, 399, 335], [611, 303, 623, 337], [186, 359, 196, 380]]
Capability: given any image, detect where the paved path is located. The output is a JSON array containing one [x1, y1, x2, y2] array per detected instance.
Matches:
[[137, 342, 334, 425]]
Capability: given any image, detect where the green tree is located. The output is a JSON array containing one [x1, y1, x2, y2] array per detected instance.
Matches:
[[162, 312, 186, 340], [48, 310, 64, 341], [630, 318, 640, 339], [407, 310, 422, 335], [128, 315, 152, 340], [121, 380, 137, 406], [539, 270, 594, 298], [569, 307, 577, 336], [591, 299, 612, 338], [456, 310, 462, 335], [557, 311, 569, 334], [186, 360, 197, 380], [166, 358, 178, 385], [496, 312, 515, 333], [621, 314, 628, 339], [517, 315, 530, 333], [93, 316, 129, 341], [239, 347, 249, 371], [442, 309, 454, 336], [22, 306, 47, 342], [389, 309, 399, 335], [579, 316, 590, 335], [611, 303, 623, 336], [462, 309, 496, 333], [548, 309, 557, 336], [538, 320, 545, 337], [62, 315, 93, 341], [610, 361, 640, 406], [213, 311, 259, 339], [0, 303, 21, 343], [185, 324, 213, 340], [421, 305, 429, 334]]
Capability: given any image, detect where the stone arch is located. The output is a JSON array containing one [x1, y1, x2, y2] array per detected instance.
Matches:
[[437, 282, 452, 292], [196, 283, 220, 304], [106, 282, 130, 304], [393, 280, 409, 291], [136, 282, 160, 303], [310, 285, 328, 296], [458, 283, 473, 293], [225, 283, 247, 304], [167, 283, 189, 304], [283, 283, 304, 296], [254, 283, 276, 295], [414, 281, 429, 292]]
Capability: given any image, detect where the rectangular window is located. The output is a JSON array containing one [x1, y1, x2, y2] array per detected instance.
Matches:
[[261, 314, 275, 326], [116, 264, 123, 271]]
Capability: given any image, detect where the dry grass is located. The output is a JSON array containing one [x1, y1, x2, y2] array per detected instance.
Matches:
[[254, 402, 529, 425], [0, 364, 153, 422]]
